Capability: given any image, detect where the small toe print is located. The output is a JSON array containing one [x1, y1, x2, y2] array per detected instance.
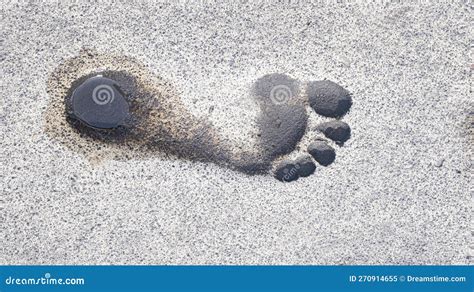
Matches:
[[307, 80, 352, 118], [274, 160, 299, 182], [308, 140, 336, 166], [316, 120, 351, 144], [295, 155, 316, 177]]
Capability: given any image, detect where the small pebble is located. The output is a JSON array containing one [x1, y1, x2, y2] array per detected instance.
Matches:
[[434, 158, 444, 167]]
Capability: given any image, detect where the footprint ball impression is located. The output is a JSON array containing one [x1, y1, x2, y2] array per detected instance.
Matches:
[[270, 84, 293, 105], [69, 76, 130, 129]]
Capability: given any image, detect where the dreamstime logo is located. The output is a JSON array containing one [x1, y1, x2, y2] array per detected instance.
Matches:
[[92, 84, 115, 105], [5, 272, 85, 286], [270, 85, 293, 105], [283, 164, 300, 181]]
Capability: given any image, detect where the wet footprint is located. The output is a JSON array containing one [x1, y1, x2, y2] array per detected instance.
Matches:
[[44, 50, 352, 182], [270, 79, 353, 182]]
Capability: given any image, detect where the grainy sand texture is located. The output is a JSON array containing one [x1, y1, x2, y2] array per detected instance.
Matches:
[[1, 0, 472, 264]]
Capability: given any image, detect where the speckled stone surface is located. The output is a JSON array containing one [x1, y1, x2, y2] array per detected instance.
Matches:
[[0, 1, 472, 264]]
